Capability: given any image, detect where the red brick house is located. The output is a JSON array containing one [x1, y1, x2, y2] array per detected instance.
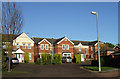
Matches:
[[2, 32, 105, 63]]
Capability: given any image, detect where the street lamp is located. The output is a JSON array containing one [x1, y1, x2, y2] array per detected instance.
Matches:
[[52, 37, 54, 60], [91, 11, 101, 72]]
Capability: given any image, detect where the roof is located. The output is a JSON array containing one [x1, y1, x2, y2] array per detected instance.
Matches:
[[32, 37, 65, 45], [71, 40, 90, 45], [111, 50, 120, 55]]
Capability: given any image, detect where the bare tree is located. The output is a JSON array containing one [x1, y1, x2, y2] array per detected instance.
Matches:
[[2, 2, 23, 72]]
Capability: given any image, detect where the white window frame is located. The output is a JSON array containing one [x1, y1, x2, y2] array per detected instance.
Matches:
[[41, 44, 44, 50], [91, 54, 93, 58], [16, 43, 19, 48], [29, 53, 31, 60], [66, 45, 69, 50], [79, 47, 81, 51], [62, 44, 65, 50], [2, 45, 6, 49], [22, 43, 26, 49], [45, 44, 48, 50], [85, 48, 87, 54], [91, 47, 93, 51], [28, 44, 31, 49]]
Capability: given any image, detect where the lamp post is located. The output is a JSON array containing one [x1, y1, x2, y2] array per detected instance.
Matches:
[[52, 38, 54, 60], [91, 11, 101, 72]]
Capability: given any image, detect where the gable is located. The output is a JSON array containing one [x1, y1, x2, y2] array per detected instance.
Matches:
[[57, 37, 74, 45], [13, 32, 34, 46], [38, 39, 51, 45]]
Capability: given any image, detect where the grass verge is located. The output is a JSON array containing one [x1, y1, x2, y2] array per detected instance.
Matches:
[[84, 66, 116, 71], [2, 71, 29, 74]]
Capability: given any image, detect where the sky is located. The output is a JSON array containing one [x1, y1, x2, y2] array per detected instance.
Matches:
[[16, 2, 118, 45]]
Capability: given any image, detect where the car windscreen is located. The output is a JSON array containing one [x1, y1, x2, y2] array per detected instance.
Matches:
[[12, 58, 18, 60], [67, 57, 71, 59]]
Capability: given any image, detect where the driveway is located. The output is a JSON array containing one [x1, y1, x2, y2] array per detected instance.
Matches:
[[2, 63, 119, 77]]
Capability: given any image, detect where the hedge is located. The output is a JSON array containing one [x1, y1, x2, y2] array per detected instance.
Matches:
[[41, 54, 52, 65], [54, 54, 62, 64], [75, 54, 81, 63], [91, 56, 117, 67], [35, 53, 62, 65]]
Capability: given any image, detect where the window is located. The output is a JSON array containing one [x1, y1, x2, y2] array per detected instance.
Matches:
[[66, 45, 69, 50], [41, 44, 44, 50], [45, 44, 48, 50], [2, 45, 6, 49], [29, 53, 31, 60], [91, 54, 93, 58], [62, 44, 65, 50], [22, 44, 26, 49], [91, 47, 93, 51], [79, 47, 81, 51], [16, 43, 19, 48], [85, 48, 87, 54], [28, 44, 31, 49]]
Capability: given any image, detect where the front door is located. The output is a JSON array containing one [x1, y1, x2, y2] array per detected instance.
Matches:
[[16, 54, 22, 62], [81, 54, 85, 62]]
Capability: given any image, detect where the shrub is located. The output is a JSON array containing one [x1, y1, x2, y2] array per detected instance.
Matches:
[[2, 49, 8, 71], [75, 54, 81, 63], [25, 52, 29, 63], [35, 58, 41, 64], [54, 54, 62, 64], [41, 54, 52, 65]]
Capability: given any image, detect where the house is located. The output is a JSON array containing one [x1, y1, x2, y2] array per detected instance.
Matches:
[[2, 32, 105, 63], [3, 32, 35, 63]]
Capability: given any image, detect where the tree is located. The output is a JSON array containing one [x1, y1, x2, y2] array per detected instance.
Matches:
[[25, 52, 29, 63], [100, 42, 115, 55], [2, 2, 23, 72]]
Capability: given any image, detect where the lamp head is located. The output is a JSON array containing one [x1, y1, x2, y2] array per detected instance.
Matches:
[[91, 11, 97, 15]]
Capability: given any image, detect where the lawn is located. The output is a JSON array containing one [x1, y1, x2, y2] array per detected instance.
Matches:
[[2, 71, 29, 75], [84, 66, 116, 71]]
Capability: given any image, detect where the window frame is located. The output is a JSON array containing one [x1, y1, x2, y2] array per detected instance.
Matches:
[[29, 53, 31, 60], [91, 47, 93, 51], [85, 48, 87, 54], [41, 44, 44, 50], [28, 44, 31, 49], [22, 43, 26, 49], [45, 44, 49, 50], [16, 43, 19, 48], [62, 44, 65, 50], [79, 47, 81, 51], [66, 44, 69, 50]]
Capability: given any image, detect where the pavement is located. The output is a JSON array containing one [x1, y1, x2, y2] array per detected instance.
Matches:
[[2, 62, 119, 78]]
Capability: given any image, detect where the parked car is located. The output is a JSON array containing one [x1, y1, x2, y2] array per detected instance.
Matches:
[[62, 57, 72, 63], [12, 58, 19, 64]]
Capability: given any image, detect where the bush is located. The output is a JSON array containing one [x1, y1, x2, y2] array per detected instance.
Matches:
[[54, 54, 62, 64], [25, 52, 29, 63], [41, 54, 52, 65], [91, 60, 98, 66], [2, 49, 8, 71], [35, 58, 41, 64], [75, 54, 81, 63]]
